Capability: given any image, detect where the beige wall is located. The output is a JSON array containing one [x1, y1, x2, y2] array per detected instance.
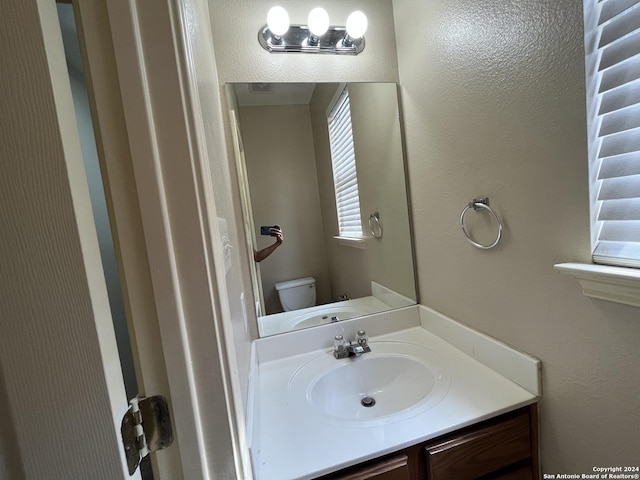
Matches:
[[394, 0, 640, 471], [349, 83, 415, 299], [310, 83, 416, 300], [239, 105, 332, 312]]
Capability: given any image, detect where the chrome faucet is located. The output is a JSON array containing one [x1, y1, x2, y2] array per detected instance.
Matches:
[[333, 330, 371, 359]]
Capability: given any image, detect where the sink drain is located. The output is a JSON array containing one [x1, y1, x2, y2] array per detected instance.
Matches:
[[361, 396, 376, 408]]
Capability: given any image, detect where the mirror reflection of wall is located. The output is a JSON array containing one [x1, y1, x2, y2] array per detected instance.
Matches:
[[229, 83, 417, 336]]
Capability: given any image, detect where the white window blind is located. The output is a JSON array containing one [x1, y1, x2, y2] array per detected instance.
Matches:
[[586, 0, 640, 267], [327, 87, 363, 238]]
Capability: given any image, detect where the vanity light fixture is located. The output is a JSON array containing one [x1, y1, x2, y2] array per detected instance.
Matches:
[[307, 7, 330, 46], [344, 10, 368, 47], [258, 6, 367, 55], [266, 5, 290, 44]]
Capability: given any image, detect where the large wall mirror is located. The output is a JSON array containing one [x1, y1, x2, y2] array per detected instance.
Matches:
[[226, 82, 417, 337]]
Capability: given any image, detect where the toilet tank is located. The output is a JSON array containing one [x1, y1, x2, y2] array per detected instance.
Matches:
[[275, 277, 316, 312]]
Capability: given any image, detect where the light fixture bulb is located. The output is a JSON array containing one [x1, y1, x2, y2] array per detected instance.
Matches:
[[308, 7, 330, 37], [267, 6, 290, 37], [346, 11, 368, 39]]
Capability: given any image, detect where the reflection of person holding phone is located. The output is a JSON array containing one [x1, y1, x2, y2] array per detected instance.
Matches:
[[254, 225, 284, 262]]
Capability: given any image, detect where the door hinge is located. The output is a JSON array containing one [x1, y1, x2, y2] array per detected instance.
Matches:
[[121, 395, 174, 476]]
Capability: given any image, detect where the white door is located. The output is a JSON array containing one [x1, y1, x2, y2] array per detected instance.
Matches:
[[0, 0, 241, 479], [0, 0, 142, 477], [229, 109, 266, 317]]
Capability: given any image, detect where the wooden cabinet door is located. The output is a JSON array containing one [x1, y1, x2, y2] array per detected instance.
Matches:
[[425, 412, 532, 480], [323, 455, 410, 480], [493, 466, 534, 480]]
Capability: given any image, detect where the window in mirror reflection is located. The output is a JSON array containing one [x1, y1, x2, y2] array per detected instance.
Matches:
[[327, 86, 362, 239]]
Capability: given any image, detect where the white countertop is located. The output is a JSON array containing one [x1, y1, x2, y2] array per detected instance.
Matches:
[[258, 296, 391, 337], [250, 307, 539, 480]]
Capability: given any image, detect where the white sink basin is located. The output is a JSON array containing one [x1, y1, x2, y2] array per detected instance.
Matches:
[[288, 341, 451, 426], [283, 304, 378, 331]]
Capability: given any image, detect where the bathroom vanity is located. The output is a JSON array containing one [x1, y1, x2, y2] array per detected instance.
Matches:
[[317, 405, 537, 479], [249, 306, 541, 480]]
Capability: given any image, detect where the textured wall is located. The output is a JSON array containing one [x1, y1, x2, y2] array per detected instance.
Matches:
[[394, 0, 640, 471]]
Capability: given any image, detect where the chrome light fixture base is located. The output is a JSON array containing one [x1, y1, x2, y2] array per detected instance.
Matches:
[[258, 24, 365, 55]]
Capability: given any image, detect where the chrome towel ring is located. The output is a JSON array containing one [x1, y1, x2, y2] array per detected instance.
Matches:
[[459, 197, 503, 250], [369, 212, 383, 239]]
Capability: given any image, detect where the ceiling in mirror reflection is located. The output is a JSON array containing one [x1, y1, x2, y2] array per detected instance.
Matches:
[[226, 82, 417, 337], [233, 83, 316, 107]]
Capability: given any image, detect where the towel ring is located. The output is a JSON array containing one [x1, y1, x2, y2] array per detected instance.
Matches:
[[459, 197, 503, 250], [369, 212, 383, 239]]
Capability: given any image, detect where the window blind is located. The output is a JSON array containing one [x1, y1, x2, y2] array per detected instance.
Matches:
[[327, 87, 363, 238], [587, 0, 640, 267]]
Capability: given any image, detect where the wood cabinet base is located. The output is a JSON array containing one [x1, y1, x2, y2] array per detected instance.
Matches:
[[318, 404, 539, 480]]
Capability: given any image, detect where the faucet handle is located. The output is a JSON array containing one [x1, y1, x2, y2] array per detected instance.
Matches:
[[334, 335, 349, 359], [357, 330, 368, 346]]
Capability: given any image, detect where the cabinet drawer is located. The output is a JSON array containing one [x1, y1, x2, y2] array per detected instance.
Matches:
[[425, 412, 531, 479], [322, 454, 410, 480], [493, 465, 534, 480]]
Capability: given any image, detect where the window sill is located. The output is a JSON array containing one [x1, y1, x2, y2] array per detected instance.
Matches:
[[334, 236, 365, 249], [554, 262, 640, 308]]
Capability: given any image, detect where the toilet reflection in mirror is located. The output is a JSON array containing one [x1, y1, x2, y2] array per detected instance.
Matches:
[[226, 82, 417, 337]]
